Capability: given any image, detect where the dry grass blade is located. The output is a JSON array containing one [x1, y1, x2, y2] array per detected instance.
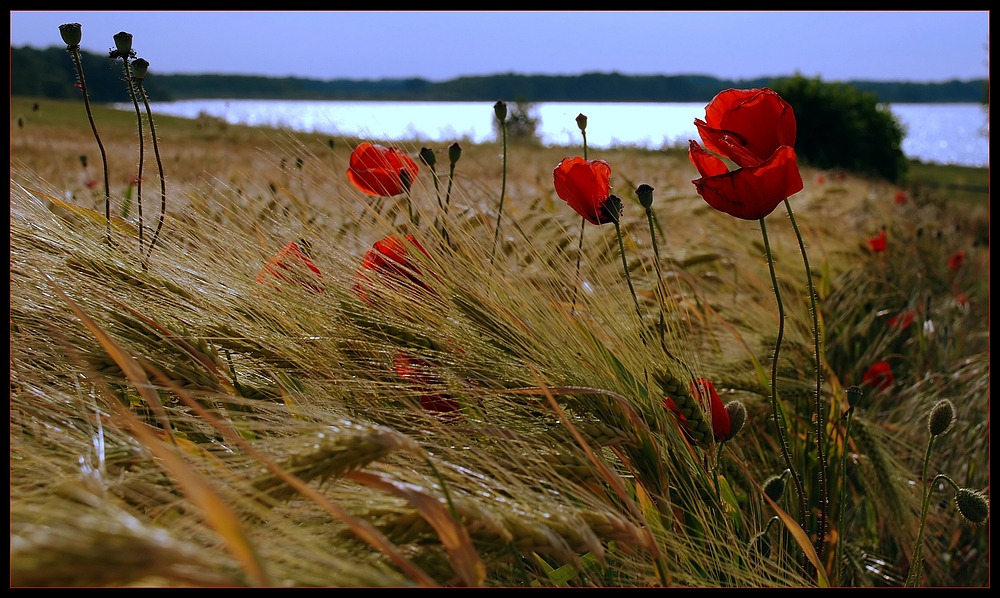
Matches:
[[528, 365, 669, 587], [348, 470, 486, 587], [45, 276, 272, 586], [132, 357, 439, 587], [28, 186, 138, 236]]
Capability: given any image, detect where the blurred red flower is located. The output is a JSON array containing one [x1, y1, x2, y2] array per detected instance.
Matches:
[[688, 88, 803, 220], [869, 230, 887, 253], [347, 142, 419, 197], [862, 361, 894, 392], [888, 310, 916, 330], [553, 157, 619, 225], [893, 190, 909, 205], [85, 179, 99, 189], [393, 350, 461, 415], [955, 293, 970, 308], [256, 241, 325, 294], [664, 378, 731, 443], [815, 174, 826, 185], [948, 250, 966, 271], [352, 234, 435, 306]]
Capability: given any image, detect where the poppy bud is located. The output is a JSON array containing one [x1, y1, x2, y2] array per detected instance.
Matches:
[[763, 472, 787, 502], [494, 100, 507, 122], [448, 142, 462, 166], [79, 155, 88, 168], [723, 400, 746, 441], [59, 23, 82, 47], [131, 58, 149, 80], [955, 488, 990, 525], [113, 31, 133, 58], [636, 184, 654, 209], [928, 399, 956, 437], [846, 385, 863, 409], [419, 147, 436, 168], [576, 113, 588, 132]]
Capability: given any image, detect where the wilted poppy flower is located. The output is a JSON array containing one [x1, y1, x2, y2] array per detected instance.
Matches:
[[893, 190, 909, 205], [688, 88, 803, 220], [256, 241, 325, 294], [664, 378, 731, 443], [346, 142, 419, 197], [862, 361, 894, 392], [869, 230, 887, 253], [393, 350, 461, 415], [948, 250, 966, 271], [352, 234, 435, 306], [888, 310, 916, 330], [553, 157, 620, 225]]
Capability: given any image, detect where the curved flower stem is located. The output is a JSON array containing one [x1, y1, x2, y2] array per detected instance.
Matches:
[[121, 57, 145, 266], [834, 406, 854, 586], [569, 130, 588, 314], [784, 198, 829, 562], [759, 218, 807, 533], [444, 160, 456, 242], [138, 80, 166, 267], [645, 206, 670, 348], [905, 435, 937, 587], [489, 116, 508, 263], [614, 220, 644, 332], [67, 45, 111, 245]]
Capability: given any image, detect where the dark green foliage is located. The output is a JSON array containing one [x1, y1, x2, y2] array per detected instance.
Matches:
[[771, 75, 909, 183]]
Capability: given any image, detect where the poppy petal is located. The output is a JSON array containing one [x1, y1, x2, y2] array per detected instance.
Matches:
[[692, 146, 803, 220]]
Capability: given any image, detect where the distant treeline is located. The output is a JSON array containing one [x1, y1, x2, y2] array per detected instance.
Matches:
[[11, 45, 990, 105]]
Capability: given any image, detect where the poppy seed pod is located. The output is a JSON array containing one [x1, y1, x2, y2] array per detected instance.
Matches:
[[723, 400, 746, 441], [113, 31, 133, 57], [636, 184, 654, 209], [494, 100, 507, 122], [131, 58, 149, 80], [928, 399, 956, 437], [846, 385, 864, 409], [955, 488, 989, 525], [763, 472, 787, 502], [59, 23, 82, 47], [448, 142, 462, 166], [575, 113, 588, 132], [418, 147, 436, 168]]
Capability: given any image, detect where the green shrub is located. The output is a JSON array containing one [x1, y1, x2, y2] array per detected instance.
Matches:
[[771, 75, 908, 183]]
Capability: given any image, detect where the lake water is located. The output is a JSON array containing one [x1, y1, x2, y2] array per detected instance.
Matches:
[[133, 99, 989, 168]]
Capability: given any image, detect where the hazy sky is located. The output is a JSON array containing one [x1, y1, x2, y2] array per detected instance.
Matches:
[[10, 11, 990, 83]]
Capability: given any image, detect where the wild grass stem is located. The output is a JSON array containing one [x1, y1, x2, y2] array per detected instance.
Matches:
[[133, 59, 166, 266]]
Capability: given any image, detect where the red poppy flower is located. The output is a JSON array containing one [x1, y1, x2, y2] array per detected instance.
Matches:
[[256, 241, 325, 294], [948, 250, 966, 271], [862, 361, 894, 392], [888, 310, 916, 330], [85, 179, 99, 190], [392, 350, 461, 415], [687, 88, 803, 220], [352, 234, 435, 306], [553, 157, 620, 225], [955, 293, 970, 308], [868, 230, 887, 253], [663, 378, 731, 443], [893, 191, 909, 205], [347, 142, 419, 197], [815, 174, 826, 185]]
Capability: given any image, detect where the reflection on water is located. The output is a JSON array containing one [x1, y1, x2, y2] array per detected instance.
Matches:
[[135, 99, 989, 168]]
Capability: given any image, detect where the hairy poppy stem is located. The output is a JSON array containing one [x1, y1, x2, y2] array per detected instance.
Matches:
[[614, 221, 644, 333], [569, 123, 588, 314], [118, 53, 146, 268], [137, 74, 166, 267], [490, 113, 508, 264], [784, 199, 829, 564], [65, 39, 111, 245], [759, 218, 807, 535], [834, 404, 855, 586], [905, 435, 937, 587]]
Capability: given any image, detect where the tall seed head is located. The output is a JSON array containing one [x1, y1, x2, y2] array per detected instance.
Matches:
[[575, 113, 588, 132], [846, 385, 864, 409], [113, 31, 133, 58], [636, 184, 654, 209], [59, 23, 82, 47], [928, 399, 956, 437], [763, 472, 787, 502], [494, 100, 507, 122], [448, 142, 462, 166], [131, 58, 149, 80], [419, 147, 436, 169]]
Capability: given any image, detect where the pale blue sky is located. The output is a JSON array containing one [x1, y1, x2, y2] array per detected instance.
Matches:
[[10, 11, 990, 83]]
